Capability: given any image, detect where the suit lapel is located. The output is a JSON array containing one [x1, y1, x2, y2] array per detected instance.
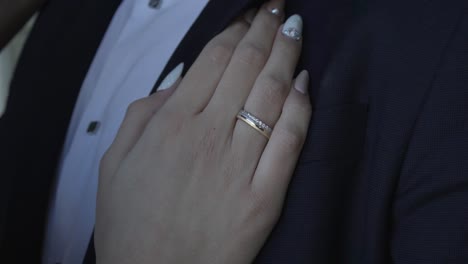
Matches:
[[0, 0, 123, 260], [1, 0, 260, 259], [350, 1, 466, 262], [2, 0, 260, 260], [151, 0, 261, 93]]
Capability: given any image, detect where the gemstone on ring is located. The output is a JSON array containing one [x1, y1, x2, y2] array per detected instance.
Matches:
[[236, 110, 273, 139]]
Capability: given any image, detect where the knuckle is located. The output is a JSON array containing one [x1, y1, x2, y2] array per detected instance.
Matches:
[[221, 162, 239, 189], [290, 98, 313, 116], [205, 40, 234, 65], [157, 106, 185, 122], [197, 127, 218, 156], [236, 42, 269, 67], [152, 108, 187, 135], [242, 191, 278, 226], [228, 19, 250, 33], [258, 75, 290, 104], [126, 98, 148, 116], [275, 125, 306, 154]]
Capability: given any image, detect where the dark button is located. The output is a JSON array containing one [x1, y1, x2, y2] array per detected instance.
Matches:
[[148, 0, 162, 9], [87, 121, 101, 134]]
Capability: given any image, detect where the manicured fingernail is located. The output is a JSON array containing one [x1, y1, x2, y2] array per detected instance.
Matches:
[[282, 14, 303, 41], [266, 0, 284, 16], [270, 8, 280, 16], [157, 63, 184, 91], [294, 70, 309, 94]]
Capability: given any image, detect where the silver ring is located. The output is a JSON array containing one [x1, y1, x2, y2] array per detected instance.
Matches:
[[236, 110, 273, 139]]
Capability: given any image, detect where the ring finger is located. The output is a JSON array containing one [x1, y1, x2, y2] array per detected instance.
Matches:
[[206, 0, 285, 115], [233, 14, 304, 156]]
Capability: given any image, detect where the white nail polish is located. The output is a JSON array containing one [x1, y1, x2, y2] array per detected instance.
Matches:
[[270, 8, 280, 16], [157, 63, 184, 91], [282, 14, 303, 41]]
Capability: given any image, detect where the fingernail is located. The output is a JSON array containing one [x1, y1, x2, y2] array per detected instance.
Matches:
[[266, 0, 284, 16], [294, 70, 309, 94], [157, 63, 184, 91], [282, 14, 303, 41], [270, 8, 280, 16]]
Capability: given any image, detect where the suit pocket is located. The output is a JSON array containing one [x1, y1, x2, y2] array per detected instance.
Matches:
[[299, 103, 369, 162]]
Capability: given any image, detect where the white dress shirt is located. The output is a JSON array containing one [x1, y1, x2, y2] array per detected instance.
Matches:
[[42, 0, 209, 263]]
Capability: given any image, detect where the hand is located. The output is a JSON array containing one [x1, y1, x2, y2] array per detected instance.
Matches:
[[95, 0, 312, 263]]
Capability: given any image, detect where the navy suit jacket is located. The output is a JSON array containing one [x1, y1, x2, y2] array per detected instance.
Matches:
[[1, 0, 467, 263]]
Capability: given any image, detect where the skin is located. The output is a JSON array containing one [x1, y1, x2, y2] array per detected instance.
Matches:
[[95, 0, 312, 263], [0, 0, 45, 49]]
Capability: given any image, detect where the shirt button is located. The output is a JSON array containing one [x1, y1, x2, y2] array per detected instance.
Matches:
[[87, 121, 101, 134], [148, 0, 162, 9]]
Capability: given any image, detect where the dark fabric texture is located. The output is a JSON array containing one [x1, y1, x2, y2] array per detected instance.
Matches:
[[0, 0, 123, 262], [1, 0, 468, 263]]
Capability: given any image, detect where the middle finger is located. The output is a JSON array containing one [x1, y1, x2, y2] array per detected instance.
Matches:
[[206, 0, 285, 114]]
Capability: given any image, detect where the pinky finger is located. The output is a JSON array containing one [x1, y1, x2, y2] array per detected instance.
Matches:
[[251, 70, 312, 202]]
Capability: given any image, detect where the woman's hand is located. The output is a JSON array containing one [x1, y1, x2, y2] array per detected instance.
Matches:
[[95, 0, 312, 263]]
